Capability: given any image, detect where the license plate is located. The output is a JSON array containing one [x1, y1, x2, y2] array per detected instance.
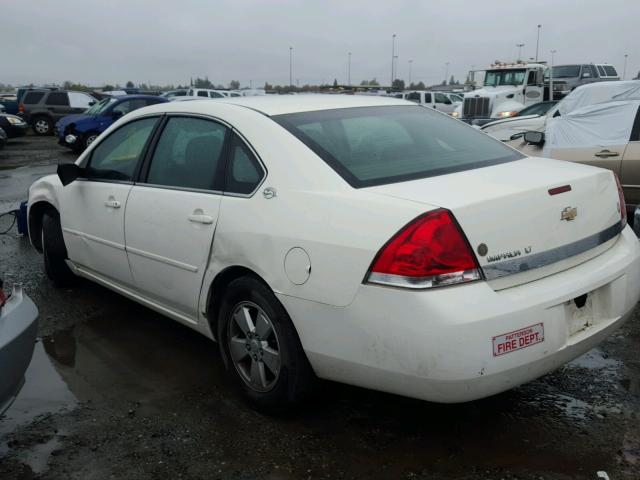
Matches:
[[493, 323, 545, 357]]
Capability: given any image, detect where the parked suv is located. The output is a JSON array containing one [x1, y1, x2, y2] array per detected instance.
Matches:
[[550, 63, 619, 99], [19, 90, 98, 135]]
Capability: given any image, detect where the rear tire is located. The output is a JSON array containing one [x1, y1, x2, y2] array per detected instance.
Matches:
[[218, 276, 315, 412], [42, 211, 77, 287], [32, 116, 53, 136]]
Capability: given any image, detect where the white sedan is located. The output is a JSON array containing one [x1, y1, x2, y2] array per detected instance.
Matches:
[[28, 95, 640, 410]]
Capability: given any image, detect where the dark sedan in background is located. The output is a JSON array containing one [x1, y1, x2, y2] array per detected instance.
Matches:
[[0, 113, 29, 139]]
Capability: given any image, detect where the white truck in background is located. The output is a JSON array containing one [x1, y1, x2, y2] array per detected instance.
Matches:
[[457, 61, 549, 125]]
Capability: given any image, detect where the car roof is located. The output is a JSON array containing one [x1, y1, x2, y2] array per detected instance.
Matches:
[[113, 94, 166, 101], [159, 94, 410, 116]]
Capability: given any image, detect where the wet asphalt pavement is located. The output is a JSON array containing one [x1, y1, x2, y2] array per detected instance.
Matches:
[[1, 135, 640, 480]]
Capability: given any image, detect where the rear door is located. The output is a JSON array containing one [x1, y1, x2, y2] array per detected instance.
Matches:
[[60, 116, 159, 286], [124, 115, 228, 319], [44, 92, 74, 121]]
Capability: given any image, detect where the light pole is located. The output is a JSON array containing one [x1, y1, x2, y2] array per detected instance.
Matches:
[[623, 54, 629, 80], [516, 43, 525, 62], [445, 62, 450, 84], [289, 46, 293, 87], [408, 59, 413, 86], [391, 34, 396, 86], [348, 52, 352, 86], [535, 24, 542, 62], [550, 50, 557, 101]]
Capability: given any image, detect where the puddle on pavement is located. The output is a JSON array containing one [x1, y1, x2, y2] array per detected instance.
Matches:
[[0, 341, 77, 438], [568, 348, 622, 371]]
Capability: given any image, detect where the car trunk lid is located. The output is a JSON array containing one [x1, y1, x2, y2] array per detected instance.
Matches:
[[364, 157, 623, 290]]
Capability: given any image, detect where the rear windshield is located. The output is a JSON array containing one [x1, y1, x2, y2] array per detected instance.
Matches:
[[273, 105, 524, 188]]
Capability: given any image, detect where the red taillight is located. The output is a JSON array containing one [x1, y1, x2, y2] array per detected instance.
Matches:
[[366, 209, 482, 289], [614, 173, 627, 227], [18, 103, 24, 114]]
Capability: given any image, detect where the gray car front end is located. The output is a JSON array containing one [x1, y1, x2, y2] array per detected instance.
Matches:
[[0, 283, 38, 415]]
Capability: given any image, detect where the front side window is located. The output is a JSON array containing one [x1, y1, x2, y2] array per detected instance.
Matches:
[[112, 99, 148, 116], [146, 117, 227, 190], [225, 134, 264, 194], [406, 92, 420, 103], [46, 92, 69, 106], [197, 91, 209, 97], [210, 91, 224, 98], [434, 93, 450, 104], [274, 106, 523, 188], [86, 117, 157, 181], [552, 65, 580, 78]]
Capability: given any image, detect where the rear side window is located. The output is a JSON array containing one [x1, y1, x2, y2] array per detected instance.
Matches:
[[87, 117, 157, 181], [46, 92, 69, 106], [197, 91, 208, 97], [597, 65, 607, 76], [23, 91, 45, 104], [424, 93, 432, 103], [68, 92, 94, 109], [274, 105, 523, 188], [225, 134, 264, 194], [146, 117, 227, 190], [604, 65, 618, 77], [406, 92, 420, 103]]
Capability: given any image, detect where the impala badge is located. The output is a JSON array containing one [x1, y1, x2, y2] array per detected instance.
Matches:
[[561, 206, 578, 221]]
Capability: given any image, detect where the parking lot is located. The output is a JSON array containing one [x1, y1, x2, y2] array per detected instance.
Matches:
[[0, 134, 638, 479]]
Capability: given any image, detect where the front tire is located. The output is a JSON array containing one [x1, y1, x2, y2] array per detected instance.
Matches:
[[218, 276, 315, 412], [42, 211, 77, 287]]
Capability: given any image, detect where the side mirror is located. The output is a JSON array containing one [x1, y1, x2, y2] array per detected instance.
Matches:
[[57, 163, 84, 186], [524, 131, 545, 145]]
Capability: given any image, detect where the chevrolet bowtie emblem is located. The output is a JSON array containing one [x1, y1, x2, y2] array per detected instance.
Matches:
[[561, 206, 578, 221]]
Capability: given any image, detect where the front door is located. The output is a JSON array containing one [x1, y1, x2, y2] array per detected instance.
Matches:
[[523, 70, 544, 106], [124, 115, 228, 319], [60, 116, 159, 286]]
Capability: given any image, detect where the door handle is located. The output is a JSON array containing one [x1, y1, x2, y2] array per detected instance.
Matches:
[[104, 200, 121, 208], [595, 150, 620, 158], [187, 214, 214, 224]]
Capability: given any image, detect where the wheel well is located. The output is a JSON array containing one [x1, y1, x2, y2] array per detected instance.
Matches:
[[206, 266, 268, 340], [28, 201, 57, 252]]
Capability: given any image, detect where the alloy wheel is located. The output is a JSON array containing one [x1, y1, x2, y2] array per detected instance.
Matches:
[[227, 301, 281, 392], [35, 120, 49, 134]]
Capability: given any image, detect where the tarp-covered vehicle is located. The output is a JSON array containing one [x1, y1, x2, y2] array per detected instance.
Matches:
[[507, 98, 640, 221]]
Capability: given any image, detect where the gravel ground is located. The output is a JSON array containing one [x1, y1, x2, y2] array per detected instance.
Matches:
[[1, 135, 639, 480]]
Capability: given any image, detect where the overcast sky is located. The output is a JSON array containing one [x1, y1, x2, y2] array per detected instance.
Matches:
[[3, 0, 639, 88]]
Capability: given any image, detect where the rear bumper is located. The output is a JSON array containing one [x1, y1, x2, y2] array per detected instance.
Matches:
[[280, 226, 640, 403], [0, 286, 39, 415]]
